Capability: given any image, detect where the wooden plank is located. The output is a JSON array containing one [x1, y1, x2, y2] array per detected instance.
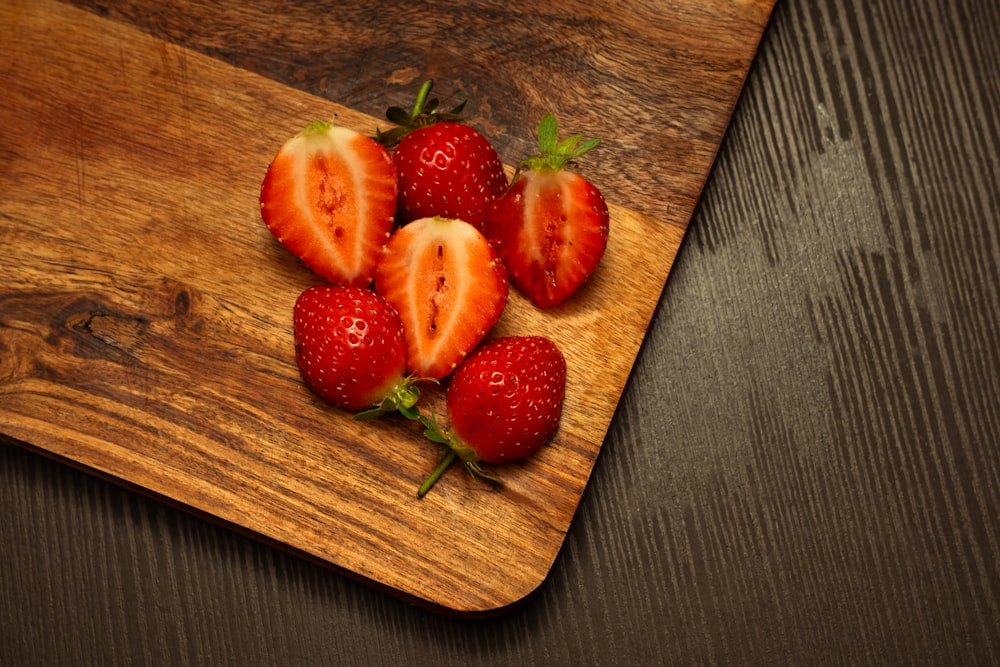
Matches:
[[0, 0, 772, 614]]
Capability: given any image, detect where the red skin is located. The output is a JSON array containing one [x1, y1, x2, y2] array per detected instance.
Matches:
[[393, 122, 508, 230], [292, 285, 407, 411], [447, 335, 567, 463]]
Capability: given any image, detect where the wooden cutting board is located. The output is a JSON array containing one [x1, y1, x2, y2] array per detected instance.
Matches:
[[1, 0, 774, 615]]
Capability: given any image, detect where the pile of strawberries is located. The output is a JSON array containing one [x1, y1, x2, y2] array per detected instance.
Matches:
[[259, 81, 610, 497]]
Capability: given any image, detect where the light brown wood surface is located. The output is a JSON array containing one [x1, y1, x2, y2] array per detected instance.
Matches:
[[1, 0, 771, 614]]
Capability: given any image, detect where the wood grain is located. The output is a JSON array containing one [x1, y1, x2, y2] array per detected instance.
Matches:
[[594, 0, 1000, 662], [3, 0, 1000, 663], [0, 0, 768, 614], [61, 0, 776, 224]]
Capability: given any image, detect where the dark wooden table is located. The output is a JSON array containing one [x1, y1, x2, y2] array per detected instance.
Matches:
[[3, 0, 998, 663]]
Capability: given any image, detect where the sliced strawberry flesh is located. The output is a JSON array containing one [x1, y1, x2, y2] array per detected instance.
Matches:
[[261, 125, 396, 286], [376, 217, 507, 380], [490, 169, 608, 306]]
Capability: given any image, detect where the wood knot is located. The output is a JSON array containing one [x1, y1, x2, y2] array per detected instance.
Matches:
[[62, 301, 150, 362], [154, 277, 204, 334]]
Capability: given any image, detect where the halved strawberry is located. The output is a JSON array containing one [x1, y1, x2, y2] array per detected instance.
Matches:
[[376, 80, 507, 229], [293, 284, 426, 419], [417, 335, 567, 497], [260, 120, 397, 287], [485, 113, 609, 307], [374, 216, 508, 380]]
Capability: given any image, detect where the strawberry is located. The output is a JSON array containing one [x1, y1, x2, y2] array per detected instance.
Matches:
[[292, 284, 425, 419], [485, 113, 609, 307], [260, 120, 397, 287], [376, 80, 507, 229], [417, 336, 567, 497], [374, 216, 508, 380]]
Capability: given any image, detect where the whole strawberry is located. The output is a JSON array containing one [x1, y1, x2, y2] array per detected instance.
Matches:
[[485, 113, 610, 307], [293, 285, 426, 419], [417, 335, 567, 497], [377, 80, 507, 229], [260, 120, 397, 287]]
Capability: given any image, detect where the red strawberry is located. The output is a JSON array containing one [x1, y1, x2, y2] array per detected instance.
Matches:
[[260, 120, 397, 287], [374, 216, 508, 380], [376, 80, 507, 229], [394, 121, 507, 228], [292, 284, 425, 419], [417, 336, 567, 497], [485, 113, 609, 307]]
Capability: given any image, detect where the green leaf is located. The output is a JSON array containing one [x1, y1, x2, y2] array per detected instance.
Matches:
[[398, 403, 420, 421], [522, 113, 602, 172], [465, 460, 502, 485], [422, 429, 448, 444], [385, 106, 411, 126], [419, 412, 448, 443], [537, 113, 559, 154], [556, 134, 585, 156], [353, 407, 384, 421], [574, 137, 602, 157]]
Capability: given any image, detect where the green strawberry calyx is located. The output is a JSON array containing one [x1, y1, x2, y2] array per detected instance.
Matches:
[[353, 375, 435, 422], [520, 113, 601, 173], [416, 411, 501, 498], [299, 119, 334, 136], [375, 79, 467, 149]]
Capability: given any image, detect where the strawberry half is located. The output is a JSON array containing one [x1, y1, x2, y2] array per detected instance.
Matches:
[[293, 284, 426, 419], [417, 336, 567, 497], [376, 80, 507, 229], [260, 120, 397, 287], [485, 113, 609, 307], [374, 216, 508, 380]]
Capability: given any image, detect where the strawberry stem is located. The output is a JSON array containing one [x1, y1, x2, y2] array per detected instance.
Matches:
[[415, 411, 501, 497], [410, 79, 434, 119], [417, 449, 457, 498], [375, 79, 467, 149]]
